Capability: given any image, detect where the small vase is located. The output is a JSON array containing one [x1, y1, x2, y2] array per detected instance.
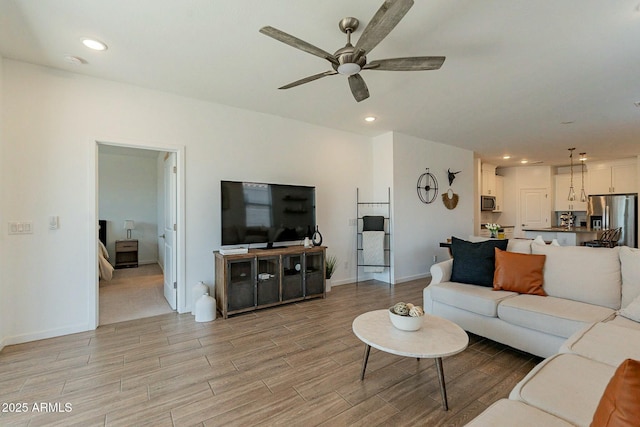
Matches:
[[490, 231, 498, 238], [312, 225, 323, 246]]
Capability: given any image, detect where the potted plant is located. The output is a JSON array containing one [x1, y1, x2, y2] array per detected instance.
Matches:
[[325, 254, 337, 292]]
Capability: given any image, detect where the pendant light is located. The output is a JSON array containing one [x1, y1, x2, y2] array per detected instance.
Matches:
[[567, 148, 576, 201], [579, 153, 587, 203]]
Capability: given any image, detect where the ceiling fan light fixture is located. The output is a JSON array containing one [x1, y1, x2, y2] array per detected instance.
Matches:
[[337, 63, 361, 75]]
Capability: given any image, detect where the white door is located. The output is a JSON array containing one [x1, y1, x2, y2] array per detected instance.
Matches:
[[520, 188, 549, 232], [163, 152, 177, 309]]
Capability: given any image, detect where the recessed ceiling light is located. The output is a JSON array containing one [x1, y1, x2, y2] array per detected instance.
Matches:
[[82, 38, 108, 51], [364, 116, 376, 122], [520, 159, 529, 164], [502, 155, 511, 160], [64, 55, 87, 65]]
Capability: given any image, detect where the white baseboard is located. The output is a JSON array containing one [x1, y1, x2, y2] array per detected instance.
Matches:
[[330, 272, 430, 288], [2, 323, 92, 347]]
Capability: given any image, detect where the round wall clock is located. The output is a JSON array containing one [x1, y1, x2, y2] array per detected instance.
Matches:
[[417, 168, 439, 204]]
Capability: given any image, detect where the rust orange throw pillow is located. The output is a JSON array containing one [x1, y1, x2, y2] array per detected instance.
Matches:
[[591, 358, 640, 427], [493, 248, 546, 296]]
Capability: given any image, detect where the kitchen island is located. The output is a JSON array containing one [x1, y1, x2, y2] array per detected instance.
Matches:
[[523, 227, 599, 246]]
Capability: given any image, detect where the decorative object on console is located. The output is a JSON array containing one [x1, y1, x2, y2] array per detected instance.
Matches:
[[123, 219, 135, 239], [567, 148, 576, 201], [450, 236, 508, 287], [312, 225, 323, 246], [493, 248, 547, 296], [417, 168, 438, 204], [442, 189, 459, 210]]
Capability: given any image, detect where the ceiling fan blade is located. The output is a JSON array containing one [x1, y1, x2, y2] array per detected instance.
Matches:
[[354, 0, 414, 55], [364, 56, 445, 71], [260, 26, 339, 66], [279, 70, 337, 90], [348, 74, 370, 102]]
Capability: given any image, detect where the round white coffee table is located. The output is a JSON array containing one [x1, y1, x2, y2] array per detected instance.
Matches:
[[352, 309, 468, 410]]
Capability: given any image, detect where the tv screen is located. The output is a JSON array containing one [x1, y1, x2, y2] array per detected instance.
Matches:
[[221, 180, 316, 247]]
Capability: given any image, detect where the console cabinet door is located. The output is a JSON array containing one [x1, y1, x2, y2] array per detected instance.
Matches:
[[257, 256, 280, 306], [304, 251, 325, 296], [227, 258, 256, 311], [282, 254, 303, 301]]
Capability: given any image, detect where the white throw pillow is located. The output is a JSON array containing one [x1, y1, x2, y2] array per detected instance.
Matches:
[[620, 247, 640, 308], [619, 294, 640, 323], [533, 235, 546, 246]]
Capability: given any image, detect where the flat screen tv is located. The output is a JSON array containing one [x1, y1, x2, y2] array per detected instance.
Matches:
[[221, 180, 316, 247]]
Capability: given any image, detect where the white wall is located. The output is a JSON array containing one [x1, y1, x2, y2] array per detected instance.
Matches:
[[99, 150, 160, 264], [392, 133, 475, 281], [0, 59, 374, 345]]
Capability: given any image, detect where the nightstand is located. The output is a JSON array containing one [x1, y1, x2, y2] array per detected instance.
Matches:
[[115, 239, 138, 269]]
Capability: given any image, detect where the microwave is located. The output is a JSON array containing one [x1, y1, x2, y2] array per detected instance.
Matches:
[[481, 195, 496, 211]]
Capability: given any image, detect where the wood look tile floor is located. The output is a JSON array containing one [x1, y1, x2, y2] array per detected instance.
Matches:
[[0, 279, 541, 426]]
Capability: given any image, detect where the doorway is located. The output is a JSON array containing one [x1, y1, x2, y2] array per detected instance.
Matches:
[[91, 141, 185, 328], [519, 188, 550, 233]]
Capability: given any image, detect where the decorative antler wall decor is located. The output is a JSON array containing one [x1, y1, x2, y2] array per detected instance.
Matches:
[[447, 169, 461, 186]]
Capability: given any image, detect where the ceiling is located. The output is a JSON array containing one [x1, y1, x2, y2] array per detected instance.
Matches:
[[1, 0, 640, 167]]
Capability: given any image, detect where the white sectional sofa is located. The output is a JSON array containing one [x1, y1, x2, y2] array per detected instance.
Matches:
[[423, 239, 640, 426]]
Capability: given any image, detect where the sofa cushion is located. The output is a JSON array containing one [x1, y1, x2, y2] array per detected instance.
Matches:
[[560, 322, 640, 367], [450, 236, 508, 287], [506, 238, 533, 254], [620, 246, 640, 308], [590, 359, 640, 427], [428, 282, 517, 317], [493, 248, 546, 296], [619, 293, 640, 323], [465, 399, 573, 427], [608, 315, 640, 331], [498, 294, 615, 338], [531, 244, 622, 310], [510, 353, 615, 427]]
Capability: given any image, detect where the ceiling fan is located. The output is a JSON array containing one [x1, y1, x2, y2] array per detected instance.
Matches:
[[259, 0, 445, 102]]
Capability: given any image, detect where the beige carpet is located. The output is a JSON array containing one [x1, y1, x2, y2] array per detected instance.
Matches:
[[99, 263, 174, 325]]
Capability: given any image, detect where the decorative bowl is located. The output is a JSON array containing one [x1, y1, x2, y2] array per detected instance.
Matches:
[[388, 307, 424, 331]]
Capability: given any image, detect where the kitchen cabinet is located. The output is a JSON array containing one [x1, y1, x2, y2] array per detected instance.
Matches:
[[554, 173, 588, 211], [588, 161, 637, 195], [494, 175, 504, 212], [481, 163, 497, 196]]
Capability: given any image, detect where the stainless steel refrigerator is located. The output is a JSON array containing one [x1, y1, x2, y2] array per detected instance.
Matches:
[[587, 193, 638, 248]]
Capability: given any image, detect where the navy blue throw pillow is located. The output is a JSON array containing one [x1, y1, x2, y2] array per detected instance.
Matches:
[[450, 237, 508, 287]]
